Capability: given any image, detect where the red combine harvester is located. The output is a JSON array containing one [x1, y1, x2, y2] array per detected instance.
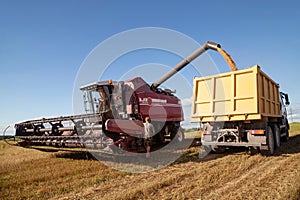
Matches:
[[15, 41, 221, 152]]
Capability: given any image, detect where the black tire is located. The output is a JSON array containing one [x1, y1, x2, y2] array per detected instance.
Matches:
[[281, 127, 289, 142], [261, 126, 275, 156], [272, 124, 281, 149], [281, 119, 289, 142], [170, 126, 185, 142]]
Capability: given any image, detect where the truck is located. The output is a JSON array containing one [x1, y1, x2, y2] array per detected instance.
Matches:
[[191, 65, 290, 155]]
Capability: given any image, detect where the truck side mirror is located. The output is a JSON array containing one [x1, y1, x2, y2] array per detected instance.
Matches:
[[285, 94, 290, 106]]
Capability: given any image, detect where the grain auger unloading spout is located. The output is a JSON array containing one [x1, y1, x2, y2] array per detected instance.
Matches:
[[151, 41, 237, 90]]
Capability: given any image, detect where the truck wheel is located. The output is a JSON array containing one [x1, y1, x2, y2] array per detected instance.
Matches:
[[272, 124, 281, 149], [261, 126, 275, 156], [281, 127, 289, 142]]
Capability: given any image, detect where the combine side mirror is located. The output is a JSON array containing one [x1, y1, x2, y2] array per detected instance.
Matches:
[[285, 94, 290, 106]]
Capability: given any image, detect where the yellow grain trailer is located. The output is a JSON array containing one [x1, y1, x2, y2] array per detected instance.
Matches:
[[192, 65, 290, 155]]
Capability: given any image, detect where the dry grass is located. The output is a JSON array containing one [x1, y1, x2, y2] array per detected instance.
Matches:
[[0, 124, 299, 200], [0, 142, 124, 199]]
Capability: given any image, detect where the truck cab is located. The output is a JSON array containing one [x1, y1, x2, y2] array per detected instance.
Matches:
[[280, 92, 290, 141]]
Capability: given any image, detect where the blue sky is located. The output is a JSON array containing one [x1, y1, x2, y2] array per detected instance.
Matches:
[[1, 0, 300, 133]]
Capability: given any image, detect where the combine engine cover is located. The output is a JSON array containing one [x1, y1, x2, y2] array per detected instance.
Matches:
[[123, 77, 183, 122]]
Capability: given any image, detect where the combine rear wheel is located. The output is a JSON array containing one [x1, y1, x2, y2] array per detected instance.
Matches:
[[170, 126, 184, 142]]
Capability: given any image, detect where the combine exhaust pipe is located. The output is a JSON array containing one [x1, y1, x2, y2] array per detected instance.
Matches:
[[151, 41, 221, 89]]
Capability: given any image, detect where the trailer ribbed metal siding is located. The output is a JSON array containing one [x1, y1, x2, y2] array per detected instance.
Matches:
[[191, 65, 280, 122]]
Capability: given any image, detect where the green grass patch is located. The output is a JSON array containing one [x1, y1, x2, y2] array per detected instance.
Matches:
[[184, 131, 200, 139], [289, 122, 300, 133]]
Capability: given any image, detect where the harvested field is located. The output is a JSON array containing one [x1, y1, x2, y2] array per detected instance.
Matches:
[[1, 124, 299, 200]]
